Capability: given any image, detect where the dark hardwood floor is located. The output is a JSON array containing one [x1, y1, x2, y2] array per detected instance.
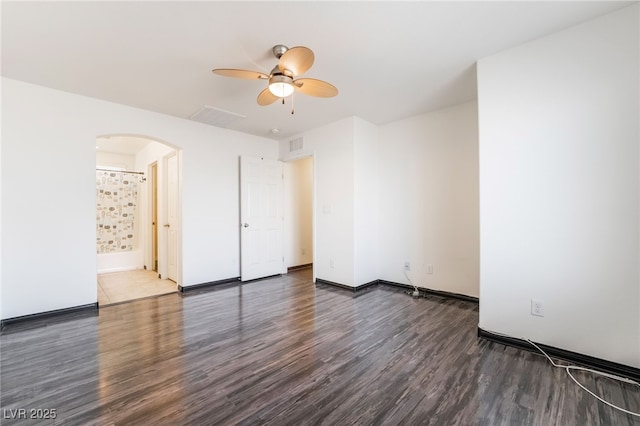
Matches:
[[1, 269, 639, 425]]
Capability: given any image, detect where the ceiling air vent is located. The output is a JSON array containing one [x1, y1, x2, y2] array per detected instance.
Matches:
[[189, 106, 246, 128], [289, 137, 304, 152]]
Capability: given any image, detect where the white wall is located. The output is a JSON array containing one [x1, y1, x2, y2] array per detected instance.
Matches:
[[477, 5, 640, 367], [1, 77, 277, 320], [280, 110, 478, 291], [283, 157, 313, 268], [280, 117, 356, 286], [0, 77, 3, 321], [96, 151, 135, 170], [354, 118, 380, 285], [378, 101, 480, 297]]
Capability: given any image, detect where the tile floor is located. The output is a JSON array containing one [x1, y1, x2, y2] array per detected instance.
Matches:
[[97, 269, 178, 306]]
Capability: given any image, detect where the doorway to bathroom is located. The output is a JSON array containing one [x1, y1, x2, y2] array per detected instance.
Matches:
[[95, 135, 181, 306]]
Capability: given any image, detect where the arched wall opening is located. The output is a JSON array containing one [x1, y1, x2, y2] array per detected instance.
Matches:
[[95, 134, 182, 305]]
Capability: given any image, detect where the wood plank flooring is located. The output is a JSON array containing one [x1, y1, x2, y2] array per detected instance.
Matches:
[[1, 269, 639, 425]]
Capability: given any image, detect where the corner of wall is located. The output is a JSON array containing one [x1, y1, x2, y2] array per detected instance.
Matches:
[[477, 4, 640, 367]]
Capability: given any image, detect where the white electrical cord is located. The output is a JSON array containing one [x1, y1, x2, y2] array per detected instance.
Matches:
[[526, 338, 640, 417], [403, 268, 420, 295]]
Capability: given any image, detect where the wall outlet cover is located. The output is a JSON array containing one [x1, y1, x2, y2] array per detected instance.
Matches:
[[531, 299, 544, 317]]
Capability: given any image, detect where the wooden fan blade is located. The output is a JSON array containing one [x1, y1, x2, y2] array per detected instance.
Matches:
[[212, 69, 268, 80], [278, 46, 314, 76], [257, 88, 279, 106], [293, 78, 338, 98]]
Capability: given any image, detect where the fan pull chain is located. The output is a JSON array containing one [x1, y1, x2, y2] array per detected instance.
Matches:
[[291, 92, 295, 115]]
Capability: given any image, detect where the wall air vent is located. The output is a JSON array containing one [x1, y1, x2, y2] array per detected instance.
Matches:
[[289, 137, 304, 152], [189, 106, 246, 128]]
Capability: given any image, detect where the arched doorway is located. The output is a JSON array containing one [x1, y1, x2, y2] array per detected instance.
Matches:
[[95, 134, 182, 305]]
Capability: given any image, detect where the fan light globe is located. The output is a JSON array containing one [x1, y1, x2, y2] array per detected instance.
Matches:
[[268, 75, 294, 98]]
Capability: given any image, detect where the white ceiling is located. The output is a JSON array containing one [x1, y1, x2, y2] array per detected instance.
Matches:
[[2, 1, 633, 140]]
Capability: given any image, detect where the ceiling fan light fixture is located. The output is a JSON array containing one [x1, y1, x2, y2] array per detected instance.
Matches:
[[212, 44, 336, 108], [268, 75, 294, 98]]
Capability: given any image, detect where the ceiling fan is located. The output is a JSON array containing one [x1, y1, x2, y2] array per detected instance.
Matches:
[[212, 45, 338, 109]]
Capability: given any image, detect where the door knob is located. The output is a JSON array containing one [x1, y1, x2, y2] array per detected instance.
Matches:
[[164, 224, 170, 228], [243, 223, 249, 228]]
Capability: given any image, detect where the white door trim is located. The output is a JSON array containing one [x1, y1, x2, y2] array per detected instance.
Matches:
[[159, 150, 182, 285]]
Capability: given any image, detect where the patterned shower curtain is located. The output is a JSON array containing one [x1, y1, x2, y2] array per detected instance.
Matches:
[[96, 170, 139, 253]]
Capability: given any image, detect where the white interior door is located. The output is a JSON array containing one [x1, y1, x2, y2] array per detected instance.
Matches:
[[166, 152, 179, 282], [240, 156, 284, 281]]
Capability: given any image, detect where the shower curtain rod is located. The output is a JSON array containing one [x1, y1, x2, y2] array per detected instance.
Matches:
[[96, 168, 145, 175]]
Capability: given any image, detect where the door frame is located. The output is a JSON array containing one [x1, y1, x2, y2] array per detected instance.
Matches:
[[149, 162, 158, 272], [158, 150, 182, 285]]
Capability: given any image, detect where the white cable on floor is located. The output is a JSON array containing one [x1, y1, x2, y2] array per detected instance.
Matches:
[[403, 268, 419, 295], [526, 338, 640, 417]]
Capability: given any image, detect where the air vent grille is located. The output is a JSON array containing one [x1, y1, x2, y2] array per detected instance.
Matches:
[[289, 137, 304, 152], [189, 106, 246, 128]]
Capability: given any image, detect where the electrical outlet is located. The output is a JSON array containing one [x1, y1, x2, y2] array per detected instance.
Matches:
[[330, 259, 335, 269], [427, 264, 433, 274], [301, 248, 306, 255], [531, 299, 544, 317], [404, 261, 410, 271]]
